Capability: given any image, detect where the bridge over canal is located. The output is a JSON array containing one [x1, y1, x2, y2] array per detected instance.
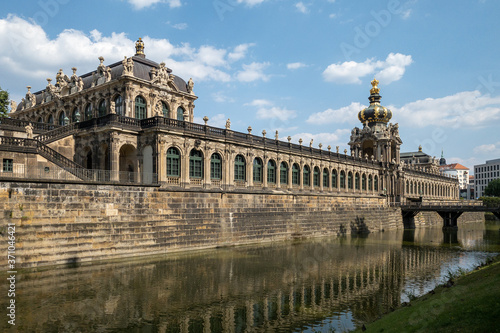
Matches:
[[399, 201, 500, 229]]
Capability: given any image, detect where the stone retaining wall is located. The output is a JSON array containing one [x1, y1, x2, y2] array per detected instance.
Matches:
[[0, 182, 405, 268]]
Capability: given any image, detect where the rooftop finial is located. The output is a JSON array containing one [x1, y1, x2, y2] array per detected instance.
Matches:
[[370, 78, 380, 95], [418, 145, 423, 152], [135, 37, 145, 58]]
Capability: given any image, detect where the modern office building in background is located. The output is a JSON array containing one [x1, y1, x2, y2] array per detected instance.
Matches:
[[474, 158, 500, 198]]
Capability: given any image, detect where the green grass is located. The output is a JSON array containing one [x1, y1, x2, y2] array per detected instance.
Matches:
[[354, 256, 500, 333]]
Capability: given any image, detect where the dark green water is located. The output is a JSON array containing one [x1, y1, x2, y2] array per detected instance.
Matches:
[[3, 222, 500, 332]]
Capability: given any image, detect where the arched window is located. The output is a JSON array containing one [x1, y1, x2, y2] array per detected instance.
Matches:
[[58, 112, 66, 126], [234, 155, 246, 181], [323, 168, 329, 188], [410, 182, 414, 194], [47, 114, 54, 124], [292, 163, 300, 185], [177, 107, 185, 121], [85, 103, 93, 120], [37, 117, 43, 123], [280, 162, 288, 185], [162, 102, 169, 118], [189, 149, 203, 179], [355, 172, 360, 190], [267, 160, 276, 184], [135, 96, 146, 119], [98, 100, 107, 117], [406, 180, 409, 194], [253, 158, 263, 183], [374, 176, 379, 191], [303, 165, 310, 186], [313, 166, 320, 187], [332, 169, 338, 188], [72, 108, 80, 123], [362, 174, 367, 190], [166, 147, 180, 177], [210, 153, 222, 180], [348, 172, 353, 189], [340, 171, 346, 189], [114, 95, 123, 116]]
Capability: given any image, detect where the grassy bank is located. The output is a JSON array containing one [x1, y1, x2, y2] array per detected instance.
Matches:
[[354, 255, 500, 333]]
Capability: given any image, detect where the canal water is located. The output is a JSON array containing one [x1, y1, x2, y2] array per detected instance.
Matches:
[[3, 221, 500, 332]]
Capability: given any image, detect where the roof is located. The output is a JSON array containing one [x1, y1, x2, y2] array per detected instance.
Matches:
[[16, 55, 189, 112], [440, 163, 469, 170]]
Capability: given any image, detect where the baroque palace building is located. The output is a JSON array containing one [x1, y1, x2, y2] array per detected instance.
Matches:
[[2, 39, 459, 202]]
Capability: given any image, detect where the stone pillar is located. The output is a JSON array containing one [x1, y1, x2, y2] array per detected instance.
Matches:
[[276, 158, 281, 189], [263, 157, 268, 188], [110, 135, 120, 181], [204, 152, 211, 186], [247, 155, 253, 188], [319, 167, 324, 191], [182, 150, 190, 187]]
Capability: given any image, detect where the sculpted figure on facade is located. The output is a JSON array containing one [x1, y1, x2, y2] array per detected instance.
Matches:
[[187, 78, 194, 95], [25, 123, 33, 139], [122, 57, 134, 76], [154, 101, 163, 116], [10, 100, 17, 112], [56, 69, 70, 88], [110, 101, 116, 114], [77, 77, 84, 92], [25, 86, 36, 108], [225, 118, 231, 130]]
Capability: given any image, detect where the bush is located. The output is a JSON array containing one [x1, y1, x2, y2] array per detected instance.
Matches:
[[480, 196, 500, 208]]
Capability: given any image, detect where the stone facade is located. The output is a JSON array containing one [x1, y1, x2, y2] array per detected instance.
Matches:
[[1, 181, 404, 268]]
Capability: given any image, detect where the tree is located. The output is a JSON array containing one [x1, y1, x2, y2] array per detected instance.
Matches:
[[0, 86, 9, 118], [484, 178, 500, 197]]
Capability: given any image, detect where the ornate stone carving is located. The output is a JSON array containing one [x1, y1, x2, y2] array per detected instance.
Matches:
[[225, 118, 231, 130], [110, 101, 116, 114], [25, 86, 36, 108], [56, 69, 70, 88], [187, 78, 194, 95], [151, 62, 172, 87], [10, 100, 17, 112], [25, 123, 33, 139], [122, 57, 134, 76]]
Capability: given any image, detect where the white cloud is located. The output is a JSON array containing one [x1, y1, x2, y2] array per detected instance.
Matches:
[[247, 99, 273, 107], [228, 43, 255, 62], [256, 106, 297, 121], [194, 113, 227, 128], [237, 0, 268, 7], [287, 129, 351, 148], [247, 99, 296, 121], [170, 22, 188, 30], [0, 15, 263, 97], [236, 62, 270, 82], [295, 2, 309, 14], [306, 102, 365, 125], [473, 142, 500, 155], [287, 62, 307, 70], [322, 53, 413, 84], [394, 90, 500, 128], [128, 0, 181, 10], [212, 92, 235, 103]]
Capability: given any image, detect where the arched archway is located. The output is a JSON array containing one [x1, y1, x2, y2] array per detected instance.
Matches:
[[119, 144, 137, 182]]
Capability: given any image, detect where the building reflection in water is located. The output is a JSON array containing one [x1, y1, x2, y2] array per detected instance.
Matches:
[[6, 224, 497, 332]]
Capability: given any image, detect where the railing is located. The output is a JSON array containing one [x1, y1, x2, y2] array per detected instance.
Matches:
[[35, 123, 78, 143], [0, 165, 158, 184], [0, 117, 59, 133]]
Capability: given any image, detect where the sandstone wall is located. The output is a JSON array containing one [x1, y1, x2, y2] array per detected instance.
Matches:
[[0, 182, 404, 268]]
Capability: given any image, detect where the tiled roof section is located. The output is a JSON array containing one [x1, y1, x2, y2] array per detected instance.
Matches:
[[440, 163, 469, 170]]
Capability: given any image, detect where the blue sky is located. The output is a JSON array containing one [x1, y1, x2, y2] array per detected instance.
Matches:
[[1, 0, 499, 172]]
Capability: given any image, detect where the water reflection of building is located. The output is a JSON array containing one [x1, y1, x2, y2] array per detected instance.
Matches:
[[9, 231, 469, 332]]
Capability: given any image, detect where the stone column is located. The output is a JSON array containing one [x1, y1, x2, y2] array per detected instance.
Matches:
[[204, 152, 211, 187], [263, 157, 268, 188]]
